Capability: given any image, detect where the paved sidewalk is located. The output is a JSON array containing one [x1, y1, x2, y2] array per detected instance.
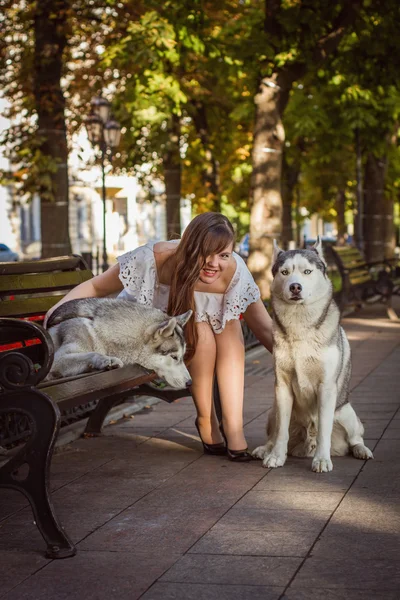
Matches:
[[1, 302, 400, 599]]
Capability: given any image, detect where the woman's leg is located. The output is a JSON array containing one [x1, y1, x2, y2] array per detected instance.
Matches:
[[215, 319, 247, 450], [188, 322, 224, 445]]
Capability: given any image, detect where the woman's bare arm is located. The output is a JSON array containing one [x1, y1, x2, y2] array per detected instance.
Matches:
[[242, 299, 273, 353], [44, 263, 123, 327]]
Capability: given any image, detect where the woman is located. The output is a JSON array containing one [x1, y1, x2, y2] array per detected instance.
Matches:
[[45, 213, 273, 461]]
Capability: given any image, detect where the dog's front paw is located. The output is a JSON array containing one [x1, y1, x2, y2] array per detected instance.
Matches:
[[312, 456, 333, 473], [106, 357, 124, 370], [94, 356, 123, 371], [262, 450, 287, 469], [352, 443, 374, 460], [252, 444, 270, 461]]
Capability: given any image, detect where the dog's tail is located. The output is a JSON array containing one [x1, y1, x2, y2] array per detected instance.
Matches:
[[46, 298, 97, 328]]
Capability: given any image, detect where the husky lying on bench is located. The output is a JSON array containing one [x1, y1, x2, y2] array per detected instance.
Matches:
[[46, 298, 192, 390], [253, 238, 373, 472]]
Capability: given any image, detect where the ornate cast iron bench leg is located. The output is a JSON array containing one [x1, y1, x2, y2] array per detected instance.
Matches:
[[0, 389, 76, 559]]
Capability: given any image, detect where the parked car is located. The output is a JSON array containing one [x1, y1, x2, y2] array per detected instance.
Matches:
[[0, 243, 19, 262], [237, 233, 250, 259]]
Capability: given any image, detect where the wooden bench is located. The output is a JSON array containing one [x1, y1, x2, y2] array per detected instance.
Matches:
[[329, 245, 400, 320], [0, 256, 220, 559]]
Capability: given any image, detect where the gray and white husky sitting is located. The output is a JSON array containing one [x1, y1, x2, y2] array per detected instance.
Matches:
[[253, 238, 373, 473], [46, 298, 192, 389]]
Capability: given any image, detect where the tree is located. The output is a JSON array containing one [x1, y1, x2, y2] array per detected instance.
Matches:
[[33, 0, 72, 257], [247, 0, 363, 297]]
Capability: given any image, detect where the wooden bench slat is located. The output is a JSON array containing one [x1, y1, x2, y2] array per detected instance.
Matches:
[[0, 255, 88, 276], [42, 364, 157, 411], [349, 274, 372, 286], [0, 270, 93, 295], [0, 295, 66, 317]]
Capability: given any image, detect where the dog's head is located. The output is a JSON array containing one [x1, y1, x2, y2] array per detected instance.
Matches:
[[271, 237, 331, 305], [144, 310, 192, 388]]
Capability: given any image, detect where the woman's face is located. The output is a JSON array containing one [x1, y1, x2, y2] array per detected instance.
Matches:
[[199, 243, 234, 284]]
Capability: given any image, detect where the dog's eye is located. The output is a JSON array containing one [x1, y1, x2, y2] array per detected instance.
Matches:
[[304, 269, 312, 275], [171, 355, 178, 361], [281, 269, 289, 276]]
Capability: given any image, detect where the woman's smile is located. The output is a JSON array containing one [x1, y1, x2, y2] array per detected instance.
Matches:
[[202, 267, 219, 279]]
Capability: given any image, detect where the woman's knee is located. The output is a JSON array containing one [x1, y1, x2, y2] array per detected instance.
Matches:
[[190, 322, 216, 372], [215, 320, 245, 354]]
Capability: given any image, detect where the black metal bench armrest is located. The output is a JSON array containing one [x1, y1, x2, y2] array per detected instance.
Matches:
[[0, 318, 54, 390]]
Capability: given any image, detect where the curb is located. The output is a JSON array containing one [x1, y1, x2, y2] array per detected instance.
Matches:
[[55, 395, 161, 450]]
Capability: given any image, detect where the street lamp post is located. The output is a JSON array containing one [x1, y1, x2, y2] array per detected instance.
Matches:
[[85, 97, 121, 272]]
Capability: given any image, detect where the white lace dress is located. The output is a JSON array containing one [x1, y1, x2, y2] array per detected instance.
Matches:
[[117, 240, 260, 333]]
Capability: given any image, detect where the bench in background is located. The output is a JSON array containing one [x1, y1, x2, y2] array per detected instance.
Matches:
[[329, 245, 400, 321]]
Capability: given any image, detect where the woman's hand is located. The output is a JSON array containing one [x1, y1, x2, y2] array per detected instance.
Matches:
[[43, 263, 123, 328]]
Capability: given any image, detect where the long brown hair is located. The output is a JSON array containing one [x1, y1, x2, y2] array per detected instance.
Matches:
[[164, 212, 235, 361]]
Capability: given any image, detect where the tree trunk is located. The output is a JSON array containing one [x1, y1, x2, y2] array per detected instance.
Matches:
[[281, 152, 300, 249], [336, 189, 346, 245], [363, 153, 387, 262], [383, 195, 395, 259], [191, 102, 220, 212], [164, 114, 182, 238], [247, 74, 290, 298], [34, 0, 71, 258], [247, 0, 362, 296]]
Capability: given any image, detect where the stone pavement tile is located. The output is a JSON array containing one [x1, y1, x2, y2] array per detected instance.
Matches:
[[350, 467, 400, 494], [353, 405, 399, 419], [79, 460, 265, 553], [253, 471, 355, 492], [372, 438, 400, 459], [1, 551, 181, 600], [243, 375, 267, 387], [350, 390, 400, 401], [189, 528, 317, 557], [0, 509, 49, 553], [311, 526, 400, 560], [141, 582, 283, 600], [160, 554, 302, 586], [79, 506, 229, 554], [50, 447, 114, 479], [0, 489, 28, 521], [50, 474, 157, 510], [327, 504, 400, 534], [0, 505, 121, 552], [290, 556, 400, 590], [244, 408, 269, 421], [359, 419, 389, 438], [147, 454, 265, 490], [235, 491, 343, 512], [382, 422, 400, 439], [338, 489, 399, 510], [215, 508, 332, 533], [283, 588, 400, 600], [0, 551, 50, 597], [155, 428, 206, 452]]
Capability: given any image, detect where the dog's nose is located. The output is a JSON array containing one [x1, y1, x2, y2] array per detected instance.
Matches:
[[289, 283, 302, 295], [186, 379, 192, 388]]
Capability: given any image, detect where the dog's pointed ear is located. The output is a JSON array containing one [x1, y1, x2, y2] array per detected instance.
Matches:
[[273, 239, 284, 264], [176, 310, 192, 328], [311, 236, 327, 265], [155, 317, 177, 338]]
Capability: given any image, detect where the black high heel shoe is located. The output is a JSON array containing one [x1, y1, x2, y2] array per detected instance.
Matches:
[[195, 419, 226, 455], [219, 424, 254, 462]]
